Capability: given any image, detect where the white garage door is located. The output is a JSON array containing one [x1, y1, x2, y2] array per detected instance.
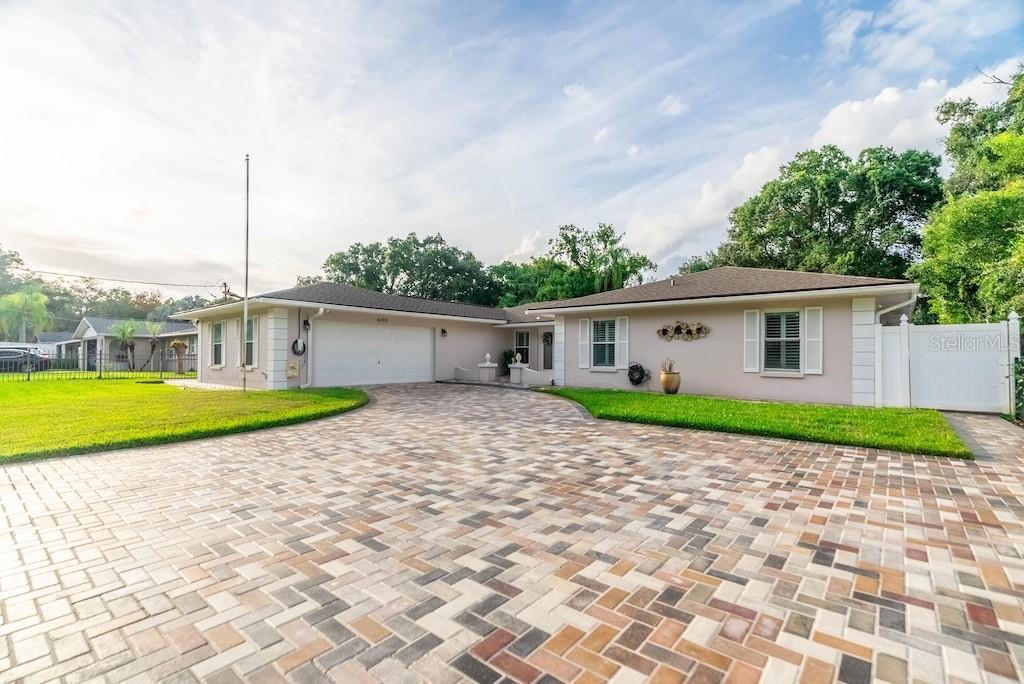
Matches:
[[314, 322, 434, 386]]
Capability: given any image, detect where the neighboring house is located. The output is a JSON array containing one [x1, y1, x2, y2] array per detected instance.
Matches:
[[172, 266, 919, 406], [33, 331, 74, 356], [55, 317, 198, 370]]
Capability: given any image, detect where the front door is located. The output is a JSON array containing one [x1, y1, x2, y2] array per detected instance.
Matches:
[[542, 332, 553, 370]]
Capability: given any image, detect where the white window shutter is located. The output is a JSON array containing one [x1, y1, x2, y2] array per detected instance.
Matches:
[[615, 316, 629, 369], [578, 318, 590, 369], [743, 310, 760, 372], [804, 306, 823, 374]]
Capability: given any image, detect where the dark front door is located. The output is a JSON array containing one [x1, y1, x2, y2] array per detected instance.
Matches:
[[543, 333, 553, 370]]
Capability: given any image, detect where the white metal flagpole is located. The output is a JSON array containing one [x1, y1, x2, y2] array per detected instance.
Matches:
[[242, 154, 250, 392]]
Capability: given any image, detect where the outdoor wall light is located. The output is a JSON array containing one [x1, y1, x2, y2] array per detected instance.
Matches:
[[303, 319, 310, 331], [441, 328, 448, 337]]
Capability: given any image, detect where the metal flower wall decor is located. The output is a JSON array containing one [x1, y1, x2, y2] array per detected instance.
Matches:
[[656, 320, 710, 341]]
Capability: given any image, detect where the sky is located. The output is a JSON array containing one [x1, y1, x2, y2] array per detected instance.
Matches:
[[1, 0, 1022, 298]]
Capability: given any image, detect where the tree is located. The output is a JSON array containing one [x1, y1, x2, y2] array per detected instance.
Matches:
[[110, 320, 138, 370], [685, 145, 943, 279], [912, 181, 1024, 322], [170, 338, 188, 374], [319, 233, 502, 305], [489, 259, 570, 307], [138, 321, 164, 370], [147, 295, 210, 321], [548, 224, 656, 295], [0, 285, 52, 342], [0, 244, 25, 296], [913, 66, 1024, 322], [937, 65, 1024, 197], [491, 224, 656, 306]]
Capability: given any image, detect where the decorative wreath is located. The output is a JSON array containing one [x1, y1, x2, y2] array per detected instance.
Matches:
[[657, 321, 710, 341]]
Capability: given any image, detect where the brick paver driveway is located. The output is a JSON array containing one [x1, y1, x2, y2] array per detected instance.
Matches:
[[3, 385, 1024, 684]]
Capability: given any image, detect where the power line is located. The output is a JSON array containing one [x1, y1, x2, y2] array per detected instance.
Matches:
[[13, 266, 223, 290]]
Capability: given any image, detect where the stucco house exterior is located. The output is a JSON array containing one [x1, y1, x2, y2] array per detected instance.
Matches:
[[172, 266, 918, 406]]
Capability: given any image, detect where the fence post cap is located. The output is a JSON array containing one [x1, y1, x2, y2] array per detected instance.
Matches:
[[1010, 311, 1020, 321], [899, 313, 910, 323]]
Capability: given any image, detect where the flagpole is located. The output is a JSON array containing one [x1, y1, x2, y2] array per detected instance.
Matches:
[[242, 154, 250, 392]]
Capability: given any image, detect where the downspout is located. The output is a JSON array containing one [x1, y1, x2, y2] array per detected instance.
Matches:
[[300, 308, 325, 389], [875, 289, 919, 323]]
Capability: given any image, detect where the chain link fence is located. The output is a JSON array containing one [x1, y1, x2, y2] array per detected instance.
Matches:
[[0, 349, 198, 382]]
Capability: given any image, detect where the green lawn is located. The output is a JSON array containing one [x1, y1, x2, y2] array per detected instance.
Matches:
[[0, 380, 369, 463], [540, 387, 972, 458]]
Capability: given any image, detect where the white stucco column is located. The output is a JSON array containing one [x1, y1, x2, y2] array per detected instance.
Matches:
[[851, 297, 876, 405], [265, 307, 289, 390], [553, 315, 565, 386]]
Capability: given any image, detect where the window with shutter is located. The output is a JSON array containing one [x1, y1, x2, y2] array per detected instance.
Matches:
[[763, 311, 801, 371], [592, 319, 616, 367]]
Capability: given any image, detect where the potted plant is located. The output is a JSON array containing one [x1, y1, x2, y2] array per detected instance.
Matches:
[[660, 358, 680, 394]]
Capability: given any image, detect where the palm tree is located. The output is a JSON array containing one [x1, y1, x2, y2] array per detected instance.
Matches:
[[110, 320, 138, 371], [138, 321, 164, 370], [0, 285, 52, 342], [170, 338, 188, 375]]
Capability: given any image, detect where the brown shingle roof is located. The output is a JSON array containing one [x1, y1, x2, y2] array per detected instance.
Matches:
[[259, 282, 509, 321], [527, 266, 912, 311]]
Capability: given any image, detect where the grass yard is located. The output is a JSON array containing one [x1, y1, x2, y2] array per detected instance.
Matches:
[[0, 380, 368, 463], [540, 387, 972, 458]]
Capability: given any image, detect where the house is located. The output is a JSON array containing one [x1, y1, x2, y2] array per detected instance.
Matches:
[[171, 266, 919, 406], [55, 317, 199, 370], [33, 331, 75, 356]]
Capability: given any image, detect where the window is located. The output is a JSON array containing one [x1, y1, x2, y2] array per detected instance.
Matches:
[[514, 331, 530, 363], [244, 316, 258, 367], [592, 319, 616, 367], [211, 322, 223, 366], [763, 311, 800, 371]]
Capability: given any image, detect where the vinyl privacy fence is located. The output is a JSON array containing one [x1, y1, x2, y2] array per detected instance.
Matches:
[[877, 312, 1020, 415]]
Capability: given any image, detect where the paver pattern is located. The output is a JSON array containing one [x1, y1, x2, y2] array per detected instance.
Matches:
[[2, 384, 1024, 683]]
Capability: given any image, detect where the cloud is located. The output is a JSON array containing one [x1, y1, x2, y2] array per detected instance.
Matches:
[[823, 9, 872, 62], [812, 57, 1023, 155], [657, 95, 688, 117], [859, 0, 1023, 73], [812, 78, 947, 153], [503, 230, 545, 262], [619, 145, 786, 265], [0, 0, 1019, 293]]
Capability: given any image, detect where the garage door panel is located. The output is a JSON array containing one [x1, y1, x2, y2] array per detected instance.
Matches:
[[314, 322, 433, 386]]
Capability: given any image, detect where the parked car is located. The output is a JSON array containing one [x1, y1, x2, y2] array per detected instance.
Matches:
[[0, 347, 50, 372]]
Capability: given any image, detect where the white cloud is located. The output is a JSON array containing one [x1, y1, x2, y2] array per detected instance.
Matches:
[[503, 230, 545, 262], [823, 9, 872, 62], [812, 78, 947, 153], [0, 0, 1018, 293], [812, 57, 1023, 155], [657, 95, 688, 117], [860, 0, 1022, 73], [619, 145, 786, 266]]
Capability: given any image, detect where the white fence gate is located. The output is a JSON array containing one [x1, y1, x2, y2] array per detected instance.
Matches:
[[877, 313, 1020, 414]]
